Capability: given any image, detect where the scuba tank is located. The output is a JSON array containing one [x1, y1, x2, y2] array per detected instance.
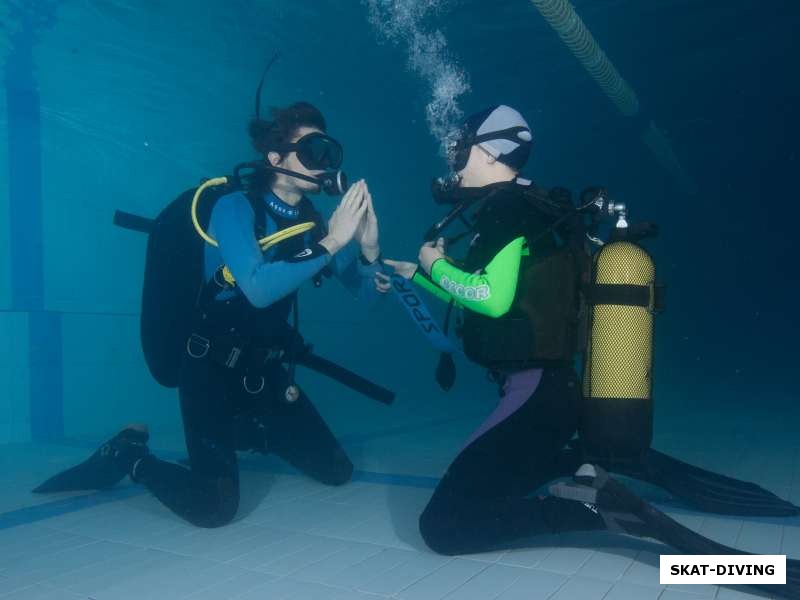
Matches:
[[424, 180, 665, 462], [579, 197, 664, 464]]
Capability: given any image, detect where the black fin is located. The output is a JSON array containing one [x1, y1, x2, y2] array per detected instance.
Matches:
[[552, 465, 800, 600], [565, 440, 800, 517], [627, 449, 800, 517], [33, 427, 149, 493]]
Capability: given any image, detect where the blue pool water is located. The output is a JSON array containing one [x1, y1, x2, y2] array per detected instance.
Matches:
[[1, 1, 798, 598]]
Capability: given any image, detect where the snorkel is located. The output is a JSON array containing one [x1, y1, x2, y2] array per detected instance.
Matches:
[[253, 54, 349, 196]]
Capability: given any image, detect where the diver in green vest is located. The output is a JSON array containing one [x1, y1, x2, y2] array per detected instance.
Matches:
[[383, 105, 799, 599]]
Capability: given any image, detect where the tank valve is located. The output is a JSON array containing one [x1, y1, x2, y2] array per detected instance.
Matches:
[[609, 202, 628, 229]]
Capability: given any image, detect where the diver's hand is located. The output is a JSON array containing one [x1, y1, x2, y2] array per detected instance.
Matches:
[[354, 182, 380, 262], [383, 259, 418, 280], [418, 237, 446, 274], [320, 180, 368, 255], [374, 271, 393, 293]]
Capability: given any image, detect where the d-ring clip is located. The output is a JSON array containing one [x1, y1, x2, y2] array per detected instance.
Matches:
[[243, 375, 265, 395]]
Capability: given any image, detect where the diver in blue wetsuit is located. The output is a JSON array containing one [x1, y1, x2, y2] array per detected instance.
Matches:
[[34, 102, 387, 528]]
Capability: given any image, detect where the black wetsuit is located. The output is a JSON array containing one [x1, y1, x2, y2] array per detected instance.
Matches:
[[132, 352, 352, 528], [131, 190, 379, 527], [419, 186, 605, 554]]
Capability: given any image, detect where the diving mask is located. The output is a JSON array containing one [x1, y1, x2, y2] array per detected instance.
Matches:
[[273, 132, 344, 171]]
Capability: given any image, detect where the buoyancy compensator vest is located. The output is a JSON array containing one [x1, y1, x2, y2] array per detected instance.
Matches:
[[458, 181, 591, 371], [120, 175, 324, 389]]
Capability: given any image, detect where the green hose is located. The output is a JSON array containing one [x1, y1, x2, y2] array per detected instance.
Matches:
[[530, 0, 696, 195]]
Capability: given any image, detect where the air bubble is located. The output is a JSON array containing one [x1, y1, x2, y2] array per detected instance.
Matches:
[[364, 0, 470, 156]]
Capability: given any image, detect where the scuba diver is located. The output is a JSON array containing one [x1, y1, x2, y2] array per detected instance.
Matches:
[[33, 98, 393, 528], [383, 105, 800, 599]]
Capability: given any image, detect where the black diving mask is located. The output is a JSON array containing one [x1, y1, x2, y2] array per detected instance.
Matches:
[[268, 132, 347, 195], [273, 132, 344, 171]]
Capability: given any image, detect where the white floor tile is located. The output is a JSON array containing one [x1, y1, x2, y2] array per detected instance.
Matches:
[[659, 590, 719, 600], [0, 583, 85, 600], [602, 581, 663, 600], [356, 552, 451, 596], [442, 563, 526, 599], [736, 521, 784, 554], [494, 568, 568, 600], [665, 582, 718, 597], [698, 517, 744, 547], [395, 558, 488, 600], [537, 547, 594, 574], [226, 532, 318, 570], [576, 547, 638, 581], [497, 545, 555, 569], [323, 547, 416, 589], [183, 570, 277, 600], [547, 576, 611, 600], [620, 551, 664, 588], [291, 540, 384, 583], [255, 535, 350, 577]]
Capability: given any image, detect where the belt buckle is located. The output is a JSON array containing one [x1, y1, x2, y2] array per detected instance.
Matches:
[[226, 346, 242, 368]]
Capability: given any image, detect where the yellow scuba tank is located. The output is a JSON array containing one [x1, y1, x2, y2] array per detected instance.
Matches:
[[580, 239, 660, 463]]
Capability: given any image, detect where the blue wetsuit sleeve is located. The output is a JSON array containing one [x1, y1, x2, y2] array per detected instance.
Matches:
[[212, 192, 331, 308], [328, 241, 383, 303]]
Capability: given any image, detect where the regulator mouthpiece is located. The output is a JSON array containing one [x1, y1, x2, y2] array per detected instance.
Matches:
[[431, 172, 463, 204], [318, 170, 348, 196]]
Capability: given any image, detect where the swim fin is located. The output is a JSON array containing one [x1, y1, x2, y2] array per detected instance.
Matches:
[[557, 442, 800, 517], [33, 425, 150, 493], [551, 464, 800, 600], [615, 448, 800, 517]]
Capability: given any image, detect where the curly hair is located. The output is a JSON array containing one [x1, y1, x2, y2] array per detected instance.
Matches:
[[248, 101, 327, 156]]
